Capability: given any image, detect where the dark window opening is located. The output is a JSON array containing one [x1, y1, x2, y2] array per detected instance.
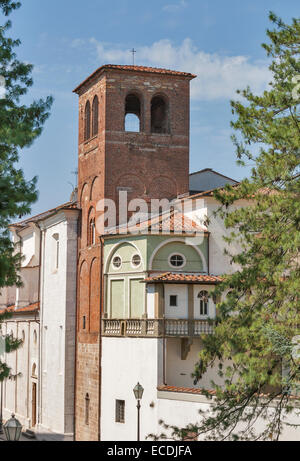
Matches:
[[85, 394, 90, 425], [151, 96, 168, 134], [84, 101, 91, 141], [170, 295, 178, 307], [83, 316, 86, 330], [125, 94, 141, 132], [115, 400, 125, 423], [92, 96, 99, 136], [88, 218, 96, 246]]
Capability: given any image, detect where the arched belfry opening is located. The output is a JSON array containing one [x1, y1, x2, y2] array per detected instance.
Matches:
[[84, 101, 91, 141], [125, 93, 142, 132], [92, 96, 99, 136], [151, 95, 168, 134]]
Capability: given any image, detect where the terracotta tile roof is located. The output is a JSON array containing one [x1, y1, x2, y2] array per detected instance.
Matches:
[[0, 302, 40, 315], [157, 385, 216, 396], [73, 64, 196, 93], [11, 201, 78, 229], [106, 210, 208, 236], [158, 385, 300, 400], [144, 272, 223, 284]]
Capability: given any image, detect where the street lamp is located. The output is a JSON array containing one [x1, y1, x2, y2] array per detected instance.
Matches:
[[3, 414, 22, 441], [133, 382, 144, 442]]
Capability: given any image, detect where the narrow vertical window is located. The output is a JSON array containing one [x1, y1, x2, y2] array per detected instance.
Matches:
[[85, 394, 90, 425], [53, 233, 60, 271], [84, 100, 91, 141], [151, 95, 168, 134], [83, 316, 86, 330], [92, 96, 99, 136], [115, 400, 125, 423], [198, 291, 209, 316], [56, 239, 59, 270], [89, 219, 96, 246]]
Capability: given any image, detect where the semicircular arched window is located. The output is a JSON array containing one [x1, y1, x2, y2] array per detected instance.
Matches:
[[125, 93, 142, 132]]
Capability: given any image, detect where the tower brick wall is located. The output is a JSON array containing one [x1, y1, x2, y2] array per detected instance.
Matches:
[[74, 65, 195, 440]]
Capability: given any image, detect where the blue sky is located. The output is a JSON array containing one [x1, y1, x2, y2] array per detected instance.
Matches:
[[4, 0, 299, 215]]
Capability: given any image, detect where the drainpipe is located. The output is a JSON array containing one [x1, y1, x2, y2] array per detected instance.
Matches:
[[98, 236, 104, 441], [73, 212, 81, 441], [37, 224, 45, 429], [162, 284, 167, 386]]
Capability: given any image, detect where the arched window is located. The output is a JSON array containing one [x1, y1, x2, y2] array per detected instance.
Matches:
[[84, 101, 91, 141], [92, 96, 99, 136], [198, 291, 209, 317], [151, 95, 168, 134], [87, 208, 96, 247], [125, 93, 141, 132]]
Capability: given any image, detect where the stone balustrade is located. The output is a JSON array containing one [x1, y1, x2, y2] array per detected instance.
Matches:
[[102, 318, 214, 337]]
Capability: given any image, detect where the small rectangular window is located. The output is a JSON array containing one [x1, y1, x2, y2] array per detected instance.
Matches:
[[83, 316, 86, 330], [170, 295, 178, 307], [115, 400, 125, 423]]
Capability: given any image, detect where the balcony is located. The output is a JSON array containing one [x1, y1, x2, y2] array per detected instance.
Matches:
[[102, 318, 214, 338]]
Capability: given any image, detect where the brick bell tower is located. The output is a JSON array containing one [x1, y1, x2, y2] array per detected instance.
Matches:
[[73, 64, 195, 441]]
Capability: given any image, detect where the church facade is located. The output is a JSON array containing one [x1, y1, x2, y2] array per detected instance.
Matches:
[[0, 64, 298, 441]]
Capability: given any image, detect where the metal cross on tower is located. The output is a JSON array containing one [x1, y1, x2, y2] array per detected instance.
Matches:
[[131, 48, 136, 66]]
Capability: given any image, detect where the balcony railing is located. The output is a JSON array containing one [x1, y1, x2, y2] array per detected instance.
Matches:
[[102, 318, 214, 338]]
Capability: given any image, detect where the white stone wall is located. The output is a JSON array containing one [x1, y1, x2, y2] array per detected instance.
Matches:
[[1, 208, 78, 441], [38, 210, 78, 440], [101, 337, 164, 441], [2, 319, 39, 430]]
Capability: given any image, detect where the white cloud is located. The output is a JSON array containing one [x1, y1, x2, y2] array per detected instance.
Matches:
[[162, 0, 187, 13], [89, 37, 271, 101]]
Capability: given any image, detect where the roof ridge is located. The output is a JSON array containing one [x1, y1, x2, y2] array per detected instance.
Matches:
[[74, 64, 196, 93]]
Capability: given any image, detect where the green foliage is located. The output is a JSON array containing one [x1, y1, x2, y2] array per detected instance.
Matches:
[[0, 0, 53, 381], [155, 13, 300, 441]]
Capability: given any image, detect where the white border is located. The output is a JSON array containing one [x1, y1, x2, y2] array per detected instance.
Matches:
[[168, 252, 186, 270]]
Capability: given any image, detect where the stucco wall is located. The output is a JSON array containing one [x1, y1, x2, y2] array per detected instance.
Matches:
[[101, 337, 164, 441]]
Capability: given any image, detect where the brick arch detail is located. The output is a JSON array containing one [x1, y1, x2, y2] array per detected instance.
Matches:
[[148, 175, 177, 199], [115, 173, 146, 201], [79, 260, 89, 332], [89, 258, 100, 333], [90, 176, 101, 201]]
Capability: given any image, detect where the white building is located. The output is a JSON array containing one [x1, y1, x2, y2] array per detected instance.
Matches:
[[0, 201, 79, 441], [100, 192, 300, 442]]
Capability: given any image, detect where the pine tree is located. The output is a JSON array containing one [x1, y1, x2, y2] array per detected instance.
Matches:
[[0, 0, 53, 382], [154, 13, 300, 441]]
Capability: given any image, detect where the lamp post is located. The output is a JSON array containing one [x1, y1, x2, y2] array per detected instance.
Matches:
[[3, 414, 22, 441], [133, 382, 144, 442]]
